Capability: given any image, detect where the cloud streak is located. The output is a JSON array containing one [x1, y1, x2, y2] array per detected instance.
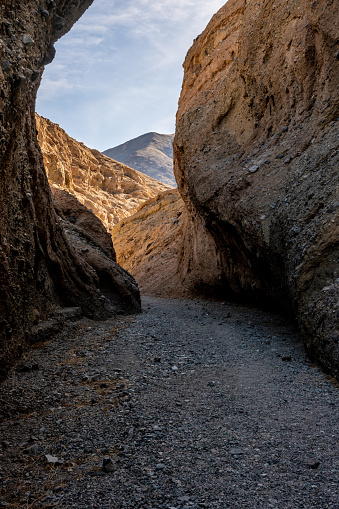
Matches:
[[37, 0, 226, 151]]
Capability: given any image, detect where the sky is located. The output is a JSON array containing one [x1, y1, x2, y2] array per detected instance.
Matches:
[[36, 0, 226, 151]]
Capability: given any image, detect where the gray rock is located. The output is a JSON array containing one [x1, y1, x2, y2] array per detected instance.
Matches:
[[102, 457, 115, 473], [155, 463, 166, 470], [0, 295, 337, 508], [229, 448, 244, 456], [23, 444, 41, 455], [306, 459, 320, 469], [1, 60, 11, 71], [45, 454, 64, 466], [179, 496, 191, 503], [282, 355, 292, 362], [41, 44, 56, 66], [53, 15, 66, 32], [22, 34, 34, 47]]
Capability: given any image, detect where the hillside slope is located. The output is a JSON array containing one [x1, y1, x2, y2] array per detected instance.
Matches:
[[0, 0, 140, 380], [103, 132, 175, 187], [36, 115, 171, 234]]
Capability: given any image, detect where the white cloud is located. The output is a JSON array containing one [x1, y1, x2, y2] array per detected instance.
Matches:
[[37, 0, 227, 150], [74, 0, 225, 41]]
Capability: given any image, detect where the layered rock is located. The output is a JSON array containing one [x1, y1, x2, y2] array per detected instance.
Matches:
[[36, 115, 171, 233], [52, 188, 139, 315], [174, 0, 339, 377], [112, 190, 222, 298], [103, 132, 175, 187], [0, 0, 140, 379]]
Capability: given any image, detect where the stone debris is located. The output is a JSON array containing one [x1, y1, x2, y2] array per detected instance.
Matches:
[[0, 296, 337, 508], [229, 448, 244, 456], [102, 457, 115, 473], [45, 454, 64, 466]]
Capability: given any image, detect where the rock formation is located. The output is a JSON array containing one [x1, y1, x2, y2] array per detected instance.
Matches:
[[112, 190, 223, 298], [174, 0, 339, 377], [36, 115, 171, 233], [103, 132, 175, 187], [52, 188, 139, 315], [0, 0, 140, 380], [1, 0, 337, 381]]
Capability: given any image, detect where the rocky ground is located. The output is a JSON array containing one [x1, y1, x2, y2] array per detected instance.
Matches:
[[0, 297, 338, 509]]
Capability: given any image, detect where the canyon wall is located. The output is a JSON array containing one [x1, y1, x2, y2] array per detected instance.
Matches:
[[112, 190, 223, 298], [36, 115, 170, 233], [0, 1, 140, 379], [174, 0, 339, 377]]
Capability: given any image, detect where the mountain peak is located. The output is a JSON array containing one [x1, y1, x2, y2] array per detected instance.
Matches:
[[103, 132, 175, 187]]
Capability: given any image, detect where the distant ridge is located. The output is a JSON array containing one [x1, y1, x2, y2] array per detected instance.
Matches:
[[36, 115, 171, 233], [103, 132, 176, 187]]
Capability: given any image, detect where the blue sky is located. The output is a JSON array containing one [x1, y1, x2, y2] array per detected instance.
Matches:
[[36, 0, 226, 151]]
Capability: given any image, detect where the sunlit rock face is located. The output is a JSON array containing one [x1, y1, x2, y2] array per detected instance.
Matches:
[[174, 0, 339, 377], [112, 190, 223, 299], [0, 0, 140, 379], [36, 115, 171, 234]]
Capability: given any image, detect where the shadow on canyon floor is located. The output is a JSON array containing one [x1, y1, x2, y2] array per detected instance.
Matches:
[[0, 296, 338, 508]]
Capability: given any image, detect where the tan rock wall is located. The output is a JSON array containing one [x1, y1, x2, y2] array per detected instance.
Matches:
[[112, 190, 223, 299], [174, 0, 339, 377], [36, 115, 171, 234]]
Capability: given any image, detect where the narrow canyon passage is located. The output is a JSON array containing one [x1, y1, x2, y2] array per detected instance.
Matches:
[[0, 297, 338, 508]]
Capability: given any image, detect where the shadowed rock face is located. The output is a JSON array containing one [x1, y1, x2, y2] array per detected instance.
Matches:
[[112, 190, 223, 299], [174, 0, 339, 377], [0, 0, 140, 379], [52, 188, 140, 315]]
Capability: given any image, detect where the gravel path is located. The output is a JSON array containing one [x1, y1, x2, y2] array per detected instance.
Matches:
[[0, 296, 338, 508]]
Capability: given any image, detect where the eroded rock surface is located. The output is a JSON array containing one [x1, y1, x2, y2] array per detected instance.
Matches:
[[112, 190, 222, 298], [52, 189, 140, 315], [0, 1, 140, 379], [174, 0, 339, 377], [36, 115, 171, 233]]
